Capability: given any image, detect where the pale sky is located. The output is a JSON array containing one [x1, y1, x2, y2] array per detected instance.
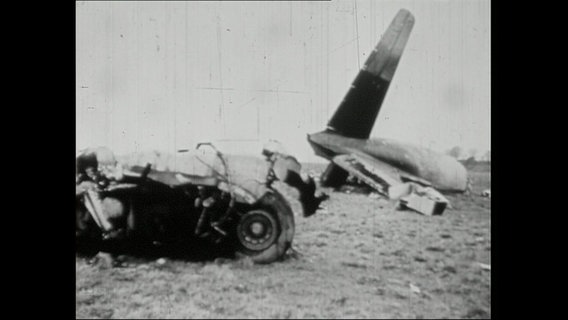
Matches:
[[76, 0, 490, 163]]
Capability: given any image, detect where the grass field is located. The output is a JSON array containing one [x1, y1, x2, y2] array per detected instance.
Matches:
[[76, 164, 491, 319]]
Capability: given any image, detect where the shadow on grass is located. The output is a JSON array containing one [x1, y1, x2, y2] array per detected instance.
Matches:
[[77, 236, 236, 264]]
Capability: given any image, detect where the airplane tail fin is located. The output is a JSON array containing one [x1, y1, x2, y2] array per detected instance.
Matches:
[[326, 9, 415, 139]]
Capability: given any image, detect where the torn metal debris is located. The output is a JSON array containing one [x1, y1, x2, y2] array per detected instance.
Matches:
[[398, 184, 449, 216], [323, 153, 452, 215], [76, 142, 326, 264]]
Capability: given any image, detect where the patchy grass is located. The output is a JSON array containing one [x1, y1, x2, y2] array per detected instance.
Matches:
[[77, 166, 490, 319]]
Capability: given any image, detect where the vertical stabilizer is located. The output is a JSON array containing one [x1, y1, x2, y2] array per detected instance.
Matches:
[[327, 9, 415, 139]]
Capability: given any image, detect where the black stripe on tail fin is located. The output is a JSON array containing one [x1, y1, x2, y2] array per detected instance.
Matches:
[[326, 9, 415, 139]]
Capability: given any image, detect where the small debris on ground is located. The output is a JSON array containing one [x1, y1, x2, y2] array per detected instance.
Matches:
[[409, 283, 422, 294], [477, 262, 491, 271]]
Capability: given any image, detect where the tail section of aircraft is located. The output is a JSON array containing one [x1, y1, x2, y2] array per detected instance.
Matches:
[[326, 9, 415, 140]]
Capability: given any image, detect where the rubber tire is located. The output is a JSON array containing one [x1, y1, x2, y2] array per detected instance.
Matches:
[[235, 191, 295, 264]]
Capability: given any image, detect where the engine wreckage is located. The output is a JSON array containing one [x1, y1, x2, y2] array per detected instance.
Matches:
[[76, 143, 326, 264]]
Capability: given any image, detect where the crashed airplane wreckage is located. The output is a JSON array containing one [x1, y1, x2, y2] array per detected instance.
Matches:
[[76, 143, 326, 264], [307, 9, 468, 215]]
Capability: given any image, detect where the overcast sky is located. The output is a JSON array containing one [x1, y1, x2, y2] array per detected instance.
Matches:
[[76, 0, 490, 162]]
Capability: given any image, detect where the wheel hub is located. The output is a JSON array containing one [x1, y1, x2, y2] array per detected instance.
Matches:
[[237, 209, 278, 252], [250, 222, 265, 236]]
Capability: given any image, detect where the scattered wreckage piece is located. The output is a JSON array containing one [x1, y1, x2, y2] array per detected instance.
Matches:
[[398, 184, 449, 216], [75, 143, 326, 264], [481, 189, 491, 198]]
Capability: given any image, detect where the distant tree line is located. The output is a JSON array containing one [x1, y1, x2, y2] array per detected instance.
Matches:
[[446, 146, 490, 162]]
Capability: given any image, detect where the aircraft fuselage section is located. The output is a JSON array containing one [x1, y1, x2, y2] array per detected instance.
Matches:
[[307, 130, 468, 192]]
